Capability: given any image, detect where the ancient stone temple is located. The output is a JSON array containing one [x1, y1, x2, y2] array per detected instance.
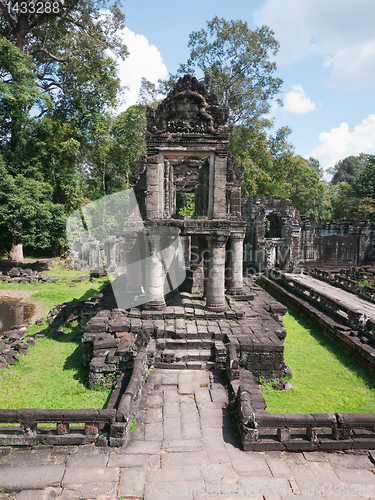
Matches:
[[242, 196, 302, 272], [131, 75, 246, 311], [242, 195, 375, 271]]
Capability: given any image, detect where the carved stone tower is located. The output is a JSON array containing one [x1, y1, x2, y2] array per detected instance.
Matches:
[[132, 75, 246, 311]]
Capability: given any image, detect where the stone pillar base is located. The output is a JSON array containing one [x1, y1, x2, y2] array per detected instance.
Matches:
[[144, 299, 166, 310], [226, 287, 244, 295], [206, 301, 227, 312]]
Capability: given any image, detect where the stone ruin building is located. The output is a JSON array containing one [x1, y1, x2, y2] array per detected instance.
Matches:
[[69, 75, 291, 390], [243, 195, 375, 272], [3, 76, 375, 452], [130, 74, 246, 310], [71, 74, 247, 311]]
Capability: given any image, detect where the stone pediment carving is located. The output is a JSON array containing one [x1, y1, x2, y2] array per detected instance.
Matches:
[[146, 75, 229, 136]]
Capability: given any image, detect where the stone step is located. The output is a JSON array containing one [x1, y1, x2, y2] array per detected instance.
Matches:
[[156, 338, 214, 351], [155, 348, 213, 364]]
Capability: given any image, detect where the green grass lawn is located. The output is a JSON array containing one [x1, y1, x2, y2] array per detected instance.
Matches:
[[262, 306, 375, 414], [0, 261, 109, 313], [0, 263, 112, 409]]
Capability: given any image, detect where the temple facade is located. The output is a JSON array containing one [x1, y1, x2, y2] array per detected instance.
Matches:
[[129, 75, 246, 310], [243, 195, 375, 271]]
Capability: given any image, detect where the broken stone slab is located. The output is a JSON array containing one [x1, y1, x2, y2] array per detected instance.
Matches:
[[4, 352, 19, 365], [8, 267, 21, 277], [3, 330, 26, 341], [108, 318, 131, 332], [85, 317, 108, 333]]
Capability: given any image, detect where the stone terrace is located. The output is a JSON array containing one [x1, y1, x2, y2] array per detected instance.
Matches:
[[2, 369, 375, 499], [84, 278, 290, 387]]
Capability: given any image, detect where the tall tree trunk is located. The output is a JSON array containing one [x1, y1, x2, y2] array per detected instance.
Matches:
[[9, 243, 24, 262], [9, 222, 23, 262], [16, 15, 28, 53]]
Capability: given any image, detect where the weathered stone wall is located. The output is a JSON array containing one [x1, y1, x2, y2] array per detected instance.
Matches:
[[242, 196, 301, 272], [301, 220, 375, 267], [243, 196, 375, 270]]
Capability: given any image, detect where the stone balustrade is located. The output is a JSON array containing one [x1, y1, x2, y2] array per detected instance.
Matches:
[[0, 344, 149, 448], [236, 371, 375, 452], [277, 272, 365, 330], [312, 267, 375, 305], [0, 408, 115, 447]]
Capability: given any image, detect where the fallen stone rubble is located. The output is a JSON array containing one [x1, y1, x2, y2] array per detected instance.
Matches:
[[0, 325, 33, 370], [0, 266, 92, 285]]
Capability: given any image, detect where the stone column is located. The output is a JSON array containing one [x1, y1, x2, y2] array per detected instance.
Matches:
[[205, 234, 228, 312], [125, 233, 144, 295], [107, 235, 117, 272], [226, 233, 244, 295], [89, 239, 100, 271], [144, 231, 166, 310]]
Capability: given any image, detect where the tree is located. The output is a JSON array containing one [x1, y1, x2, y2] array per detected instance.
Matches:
[[85, 106, 146, 199], [327, 154, 375, 221], [307, 156, 324, 178], [0, 0, 128, 258], [331, 183, 360, 219], [354, 155, 375, 200], [161, 17, 282, 126], [0, 155, 66, 256], [329, 153, 369, 186], [286, 156, 332, 221], [229, 122, 294, 198], [0, 37, 50, 170], [137, 77, 162, 107], [0, 0, 128, 168]]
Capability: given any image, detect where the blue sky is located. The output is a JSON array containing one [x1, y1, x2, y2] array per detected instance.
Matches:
[[115, 0, 375, 177]]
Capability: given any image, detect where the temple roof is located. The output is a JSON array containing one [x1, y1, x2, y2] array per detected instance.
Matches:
[[146, 75, 229, 137]]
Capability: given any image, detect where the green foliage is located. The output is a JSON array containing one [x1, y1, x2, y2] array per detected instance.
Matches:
[[0, 1, 127, 163], [358, 280, 371, 287], [85, 106, 146, 199], [176, 193, 195, 217], [329, 153, 369, 186], [130, 420, 137, 433], [0, 156, 66, 253], [286, 156, 332, 221], [354, 155, 375, 200], [331, 182, 358, 219]]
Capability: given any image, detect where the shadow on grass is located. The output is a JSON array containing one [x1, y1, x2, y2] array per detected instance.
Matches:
[[63, 339, 87, 385]]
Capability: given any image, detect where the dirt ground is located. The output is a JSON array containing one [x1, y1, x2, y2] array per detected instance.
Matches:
[[0, 289, 47, 324], [0, 257, 60, 324]]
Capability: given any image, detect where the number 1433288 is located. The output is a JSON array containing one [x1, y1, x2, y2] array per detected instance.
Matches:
[[7, 1, 62, 14]]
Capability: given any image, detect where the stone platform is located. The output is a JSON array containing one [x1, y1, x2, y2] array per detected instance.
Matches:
[[83, 278, 290, 386], [2, 369, 375, 500]]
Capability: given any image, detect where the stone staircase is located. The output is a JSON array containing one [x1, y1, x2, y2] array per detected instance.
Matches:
[[82, 279, 289, 386]]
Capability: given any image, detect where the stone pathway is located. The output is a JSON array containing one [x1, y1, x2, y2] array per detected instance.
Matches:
[[1, 369, 375, 499], [286, 274, 375, 317]]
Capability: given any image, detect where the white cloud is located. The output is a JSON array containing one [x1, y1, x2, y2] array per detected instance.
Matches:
[[115, 27, 168, 110], [310, 114, 375, 171], [253, 0, 375, 88], [284, 85, 316, 114]]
